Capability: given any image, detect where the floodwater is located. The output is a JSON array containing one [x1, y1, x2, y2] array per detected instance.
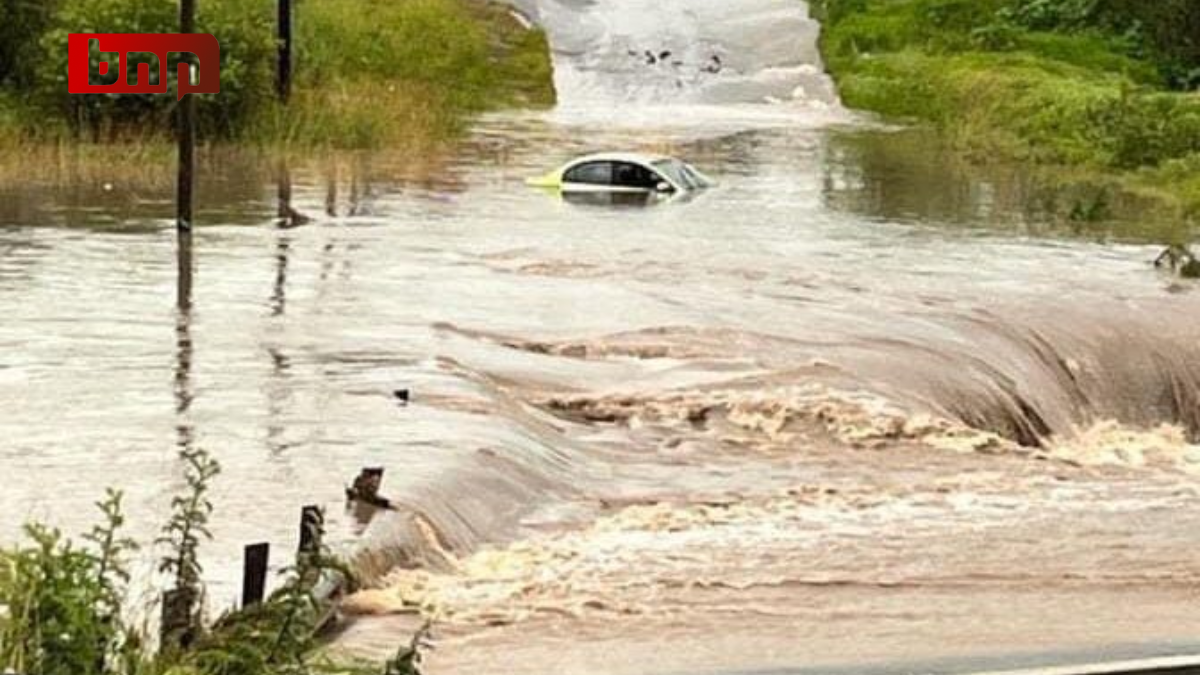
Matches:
[[3, 0, 1200, 672]]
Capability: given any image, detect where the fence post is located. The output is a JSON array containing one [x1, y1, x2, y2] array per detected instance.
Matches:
[[242, 543, 271, 607], [160, 586, 197, 649], [277, 0, 293, 102], [298, 505, 323, 556]]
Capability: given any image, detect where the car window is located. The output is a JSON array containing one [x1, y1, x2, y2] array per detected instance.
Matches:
[[651, 159, 697, 190], [564, 161, 613, 185], [612, 162, 663, 190], [681, 163, 711, 188]]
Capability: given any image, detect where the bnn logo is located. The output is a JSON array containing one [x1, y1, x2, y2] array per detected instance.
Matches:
[[68, 33, 220, 100]]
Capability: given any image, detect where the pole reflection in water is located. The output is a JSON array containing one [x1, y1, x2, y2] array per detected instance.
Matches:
[[270, 236, 290, 318], [174, 229, 194, 453], [276, 160, 311, 229], [268, 162, 298, 455], [325, 163, 338, 218], [265, 346, 291, 456], [266, 243, 290, 451]]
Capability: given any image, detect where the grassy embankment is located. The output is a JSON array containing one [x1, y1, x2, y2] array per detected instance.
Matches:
[[812, 0, 1200, 221], [0, 0, 554, 158]]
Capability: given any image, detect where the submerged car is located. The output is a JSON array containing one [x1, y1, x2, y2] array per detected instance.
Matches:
[[526, 152, 715, 196]]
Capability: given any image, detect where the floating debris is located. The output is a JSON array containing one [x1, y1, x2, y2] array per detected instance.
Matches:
[[1154, 244, 1200, 278], [347, 467, 395, 510]]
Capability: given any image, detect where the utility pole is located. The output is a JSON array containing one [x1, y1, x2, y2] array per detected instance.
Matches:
[[277, 0, 292, 102], [177, 0, 196, 235], [168, 7, 200, 647], [176, 0, 197, 311]]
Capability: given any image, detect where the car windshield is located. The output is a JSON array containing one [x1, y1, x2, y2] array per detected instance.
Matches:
[[681, 163, 712, 188], [652, 159, 702, 190]]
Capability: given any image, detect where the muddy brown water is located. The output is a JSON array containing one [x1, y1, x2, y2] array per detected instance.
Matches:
[[4, 0, 1200, 668], [3, 110, 1199, 672]]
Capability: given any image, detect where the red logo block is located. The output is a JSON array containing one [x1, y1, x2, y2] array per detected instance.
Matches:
[[68, 33, 220, 100]]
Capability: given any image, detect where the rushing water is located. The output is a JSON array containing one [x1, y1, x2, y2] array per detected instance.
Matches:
[[4, 0, 1200, 672]]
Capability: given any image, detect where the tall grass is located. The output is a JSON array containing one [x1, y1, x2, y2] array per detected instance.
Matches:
[[254, 0, 554, 150], [0, 0, 554, 150], [813, 0, 1200, 216]]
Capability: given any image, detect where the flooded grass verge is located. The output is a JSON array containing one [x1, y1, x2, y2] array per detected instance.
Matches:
[[0, 143, 465, 232], [2, 124, 1196, 249], [825, 127, 1198, 244], [812, 0, 1200, 222]]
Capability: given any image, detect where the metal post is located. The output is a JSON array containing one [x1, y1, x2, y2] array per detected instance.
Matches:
[[277, 0, 292, 102], [242, 543, 271, 607]]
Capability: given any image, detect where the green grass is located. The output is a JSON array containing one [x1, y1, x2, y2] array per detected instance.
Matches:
[[0, 0, 554, 150], [813, 0, 1200, 217], [252, 0, 555, 150]]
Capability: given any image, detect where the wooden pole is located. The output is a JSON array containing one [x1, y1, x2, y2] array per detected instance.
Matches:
[[166, 5, 198, 650], [298, 505, 323, 556], [160, 587, 197, 649], [177, 0, 196, 233], [242, 543, 271, 607], [277, 0, 292, 102], [176, 228, 193, 310], [276, 161, 292, 224]]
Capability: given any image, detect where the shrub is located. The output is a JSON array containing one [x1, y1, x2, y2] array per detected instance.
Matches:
[[1000, 0, 1200, 89], [1088, 90, 1200, 168], [0, 0, 553, 145], [0, 0, 60, 89], [0, 490, 138, 675], [818, 0, 1200, 175], [30, 0, 275, 139], [0, 449, 424, 675]]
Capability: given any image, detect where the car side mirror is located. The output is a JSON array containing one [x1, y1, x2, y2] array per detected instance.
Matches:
[[655, 181, 673, 193]]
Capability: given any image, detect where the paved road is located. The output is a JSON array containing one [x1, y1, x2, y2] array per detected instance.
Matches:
[[706, 644, 1200, 675]]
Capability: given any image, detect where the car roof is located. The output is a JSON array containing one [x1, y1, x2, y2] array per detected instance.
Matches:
[[564, 152, 674, 168]]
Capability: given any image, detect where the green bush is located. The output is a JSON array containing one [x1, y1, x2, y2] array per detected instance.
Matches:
[[818, 0, 1200, 171], [0, 491, 139, 675], [1002, 0, 1101, 31], [1089, 91, 1200, 168], [0, 449, 425, 675], [0, 0, 553, 145], [30, 0, 275, 138], [0, 0, 60, 89], [1000, 0, 1200, 89]]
